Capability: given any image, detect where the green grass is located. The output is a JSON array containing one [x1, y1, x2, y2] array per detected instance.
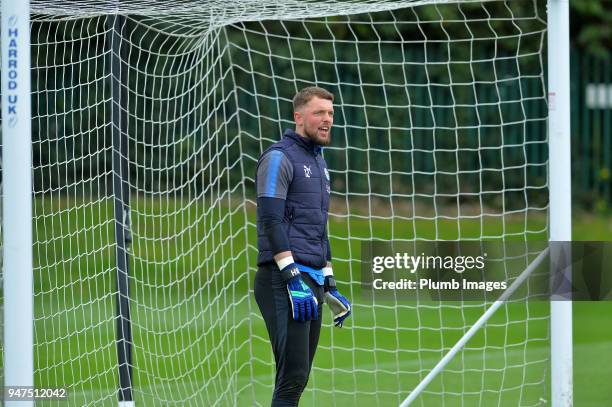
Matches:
[[18, 197, 612, 406]]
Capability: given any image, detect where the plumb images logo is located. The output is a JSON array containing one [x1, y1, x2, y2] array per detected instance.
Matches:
[[6, 14, 19, 129], [361, 241, 612, 301]]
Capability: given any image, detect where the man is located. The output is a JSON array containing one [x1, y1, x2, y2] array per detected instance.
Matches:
[[254, 86, 352, 407]]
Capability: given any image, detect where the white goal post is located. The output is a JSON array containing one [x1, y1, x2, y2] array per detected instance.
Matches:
[[2, 0, 572, 406], [2, 1, 34, 407], [547, 1, 572, 406]]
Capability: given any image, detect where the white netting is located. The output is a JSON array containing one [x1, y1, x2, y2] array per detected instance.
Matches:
[[16, 0, 551, 405]]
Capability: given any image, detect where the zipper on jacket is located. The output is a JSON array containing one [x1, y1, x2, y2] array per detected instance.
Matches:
[[316, 154, 327, 255]]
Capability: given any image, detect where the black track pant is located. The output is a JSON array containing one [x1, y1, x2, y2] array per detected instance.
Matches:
[[254, 263, 324, 407]]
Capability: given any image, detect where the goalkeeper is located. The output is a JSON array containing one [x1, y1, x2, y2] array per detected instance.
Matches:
[[254, 86, 351, 407]]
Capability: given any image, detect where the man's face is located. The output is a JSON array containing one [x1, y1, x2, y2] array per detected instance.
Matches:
[[294, 96, 334, 146]]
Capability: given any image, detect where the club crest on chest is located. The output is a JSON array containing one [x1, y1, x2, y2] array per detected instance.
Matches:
[[303, 165, 312, 178]]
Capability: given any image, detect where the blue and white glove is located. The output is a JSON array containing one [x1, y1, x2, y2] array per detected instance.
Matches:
[[280, 264, 318, 322], [324, 275, 351, 327]]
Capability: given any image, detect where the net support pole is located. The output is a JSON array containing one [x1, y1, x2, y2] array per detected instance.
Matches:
[[1, 1, 34, 406], [400, 248, 550, 407], [109, 12, 135, 407], [547, 1, 573, 406]]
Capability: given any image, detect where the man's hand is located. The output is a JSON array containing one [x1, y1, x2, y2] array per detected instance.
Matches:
[[280, 264, 318, 322], [324, 276, 351, 327]]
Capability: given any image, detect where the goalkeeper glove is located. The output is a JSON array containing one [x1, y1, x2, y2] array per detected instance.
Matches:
[[280, 263, 318, 322], [324, 275, 351, 327]]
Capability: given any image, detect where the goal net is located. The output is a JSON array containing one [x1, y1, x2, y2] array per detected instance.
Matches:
[[13, 0, 550, 405]]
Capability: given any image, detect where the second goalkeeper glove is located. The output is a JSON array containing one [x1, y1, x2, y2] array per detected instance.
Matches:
[[324, 275, 351, 327], [280, 263, 318, 322]]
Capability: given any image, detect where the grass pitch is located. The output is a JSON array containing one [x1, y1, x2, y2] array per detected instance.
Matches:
[[18, 197, 612, 406]]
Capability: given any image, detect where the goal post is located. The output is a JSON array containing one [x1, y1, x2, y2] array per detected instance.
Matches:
[[2, 1, 34, 406], [547, 0, 573, 406], [1, 0, 573, 406]]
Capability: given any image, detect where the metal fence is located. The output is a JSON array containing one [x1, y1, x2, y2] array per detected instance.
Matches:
[[16, 18, 612, 208], [571, 49, 612, 208]]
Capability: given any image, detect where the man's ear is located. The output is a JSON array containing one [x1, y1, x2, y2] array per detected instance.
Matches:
[[293, 110, 302, 126]]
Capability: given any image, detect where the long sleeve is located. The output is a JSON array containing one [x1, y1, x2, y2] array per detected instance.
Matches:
[[256, 150, 294, 255]]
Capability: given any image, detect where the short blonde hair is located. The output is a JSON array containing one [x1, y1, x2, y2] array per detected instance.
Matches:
[[292, 87, 334, 111]]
